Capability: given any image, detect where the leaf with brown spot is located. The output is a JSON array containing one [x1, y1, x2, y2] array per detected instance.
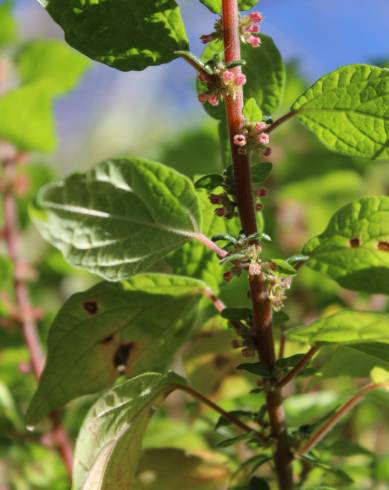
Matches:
[[26, 274, 206, 426], [303, 196, 389, 294]]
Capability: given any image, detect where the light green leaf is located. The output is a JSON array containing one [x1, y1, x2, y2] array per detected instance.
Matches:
[[199, 0, 258, 13], [0, 83, 56, 152], [303, 196, 389, 294], [292, 64, 389, 159], [72, 372, 187, 490], [0, 0, 16, 47], [26, 274, 205, 425], [167, 190, 227, 292], [198, 35, 285, 119], [16, 39, 91, 96], [286, 310, 389, 345], [243, 98, 263, 123], [370, 367, 389, 384], [41, 0, 189, 71], [31, 158, 202, 281], [0, 254, 13, 284]]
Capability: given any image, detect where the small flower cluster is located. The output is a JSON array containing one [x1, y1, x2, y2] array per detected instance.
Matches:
[[199, 12, 264, 49], [221, 238, 262, 283], [240, 12, 264, 48], [198, 64, 247, 107], [231, 320, 257, 358], [233, 121, 271, 157], [209, 191, 237, 219], [264, 273, 292, 312], [254, 186, 268, 212]]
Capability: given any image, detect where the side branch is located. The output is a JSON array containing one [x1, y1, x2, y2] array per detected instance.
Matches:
[[296, 382, 389, 458], [2, 153, 73, 479], [265, 111, 297, 134], [277, 346, 319, 388]]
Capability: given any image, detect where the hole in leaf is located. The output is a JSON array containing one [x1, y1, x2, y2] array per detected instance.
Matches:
[[83, 300, 98, 314], [114, 342, 135, 373], [378, 241, 389, 252], [349, 237, 360, 248]]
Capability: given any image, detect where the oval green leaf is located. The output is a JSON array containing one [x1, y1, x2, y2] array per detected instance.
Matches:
[[26, 274, 205, 425], [292, 64, 389, 159], [303, 196, 389, 294], [31, 158, 202, 281], [16, 39, 91, 96], [286, 310, 389, 345], [41, 0, 189, 71], [72, 372, 187, 490]]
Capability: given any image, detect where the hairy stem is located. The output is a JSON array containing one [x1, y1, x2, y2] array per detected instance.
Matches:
[[277, 346, 319, 388], [194, 232, 228, 258], [2, 154, 73, 480], [266, 111, 297, 134], [296, 382, 389, 457], [221, 2, 293, 488]]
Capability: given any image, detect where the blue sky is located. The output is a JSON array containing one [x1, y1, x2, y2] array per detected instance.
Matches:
[[11, 0, 389, 169]]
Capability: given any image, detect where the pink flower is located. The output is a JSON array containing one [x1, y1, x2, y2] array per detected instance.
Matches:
[[234, 73, 247, 86], [200, 34, 213, 44], [215, 207, 226, 217], [255, 187, 268, 197], [198, 93, 208, 104], [247, 24, 259, 33], [248, 35, 261, 48], [258, 133, 270, 145], [233, 134, 247, 147], [198, 72, 207, 82], [249, 12, 264, 23], [263, 147, 272, 157], [208, 94, 219, 106], [223, 70, 235, 83], [255, 122, 267, 132], [209, 194, 222, 204]]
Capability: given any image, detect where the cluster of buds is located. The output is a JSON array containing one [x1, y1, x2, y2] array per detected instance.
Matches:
[[233, 120, 271, 157], [240, 12, 264, 47], [198, 63, 247, 107], [220, 235, 263, 283], [254, 186, 268, 213], [199, 12, 264, 49], [231, 320, 257, 358], [209, 191, 237, 219]]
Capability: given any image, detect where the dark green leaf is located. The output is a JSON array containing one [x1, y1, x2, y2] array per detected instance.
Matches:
[[16, 39, 90, 96], [215, 410, 253, 429], [72, 372, 187, 490], [303, 196, 389, 294], [271, 259, 297, 275], [41, 0, 189, 71], [195, 174, 224, 191], [292, 64, 389, 159], [237, 362, 271, 377], [273, 311, 289, 324], [251, 162, 273, 184], [31, 158, 202, 281], [26, 274, 205, 425], [217, 431, 254, 448], [276, 354, 305, 369], [221, 307, 252, 320], [286, 310, 389, 345]]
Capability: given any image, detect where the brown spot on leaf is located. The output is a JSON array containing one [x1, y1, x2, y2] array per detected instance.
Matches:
[[349, 237, 360, 248], [114, 342, 135, 371], [213, 355, 230, 370], [101, 334, 114, 344], [378, 241, 389, 252], [83, 300, 98, 314]]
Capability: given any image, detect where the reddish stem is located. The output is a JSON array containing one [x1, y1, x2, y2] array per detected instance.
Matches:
[[266, 111, 297, 134], [296, 382, 389, 457], [221, 2, 293, 488], [277, 346, 319, 388], [2, 155, 73, 480], [202, 287, 226, 313], [194, 232, 228, 258]]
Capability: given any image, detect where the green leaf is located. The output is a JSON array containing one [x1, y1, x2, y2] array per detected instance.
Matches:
[[243, 98, 263, 123], [0, 255, 13, 284], [270, 259, 297, 275], [303, 196, 389, 294], [0, 83, 56, 152], [41, 0, 188, 71], [370, 367, 389, 384], [199, 0, 258, 13], [286, 309, 389, 345], [221, 307, 252, 320], [0, 0, 16, 47], [31, 158, 202, 281], [237, 362, 271, 377], [16, 39, 90, 96], [26, 274, 205, 426], [292, 64, 389, 159], [194, 174, 224, 191], [251, 162, 273, 184], [72, 372, 187, 490], [243, 34, 285, 115]]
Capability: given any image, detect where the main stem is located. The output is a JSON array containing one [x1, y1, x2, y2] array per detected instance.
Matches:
[[2, 155, 73, 480], [221, 2, 293, 488]]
